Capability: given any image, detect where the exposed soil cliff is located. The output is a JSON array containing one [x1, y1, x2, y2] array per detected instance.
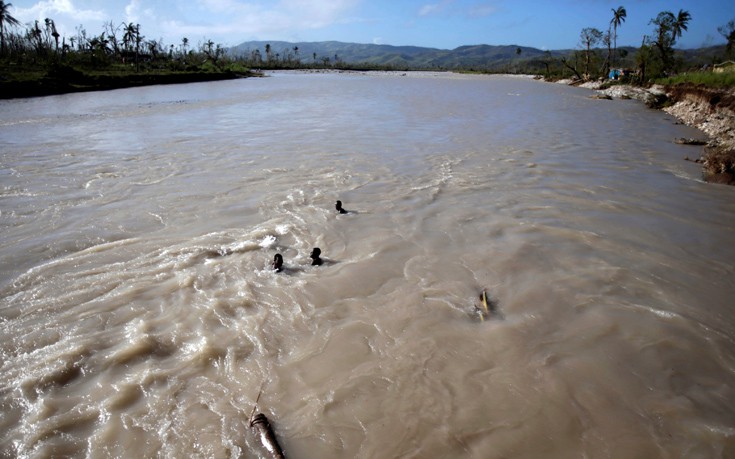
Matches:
[[662, 84, 735, 184], [663, 84, 735, 148]]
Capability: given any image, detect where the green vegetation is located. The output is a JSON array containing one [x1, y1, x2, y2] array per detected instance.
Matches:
[[564, 7, 693, 83], [639, 9, 692, 81], [0, 2, 258, 99], [719, 20, 735, 59], [579, 28, 604, 79], [655, 71, 735, 88], [557, 7, 733, 89]]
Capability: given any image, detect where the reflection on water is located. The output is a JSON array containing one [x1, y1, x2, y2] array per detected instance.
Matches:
[[1, 72, 734, 458]]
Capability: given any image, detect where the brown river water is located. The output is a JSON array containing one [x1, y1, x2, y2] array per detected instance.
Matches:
[[1, 71, 734, 458]]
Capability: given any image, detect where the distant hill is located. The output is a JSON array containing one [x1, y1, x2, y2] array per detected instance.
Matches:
[[229, 40, 571, 70], [229, 40, 728, 72]]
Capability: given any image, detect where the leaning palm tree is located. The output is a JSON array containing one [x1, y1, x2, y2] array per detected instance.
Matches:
[[672, 9, 691, 43], [610, 6, 626, 68], [0, 0, 21, 55]]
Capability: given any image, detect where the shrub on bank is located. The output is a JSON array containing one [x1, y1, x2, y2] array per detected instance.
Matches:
[[703, 144, 735, 184]]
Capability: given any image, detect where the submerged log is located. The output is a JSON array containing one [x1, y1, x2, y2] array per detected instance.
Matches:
[[674, 137, 708, 145], [250, 412, 285, 459]]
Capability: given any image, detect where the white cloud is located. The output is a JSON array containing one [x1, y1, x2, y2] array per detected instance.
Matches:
[[469, 4, 496, 18], [418, 3, 441, 16], [15, 0, 106, 23], [160, 0, 363, 44], [13, 0, 107, 41], [419, 0, 495, 19], [418, 0, 453, 17], [124, 0, 156, 24], [194, 0, 359, 27], [11, 0, 366, 48], [265, 0, 361, 29]]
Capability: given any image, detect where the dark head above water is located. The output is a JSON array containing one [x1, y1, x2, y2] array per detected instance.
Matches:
[[273, 253, 283, 272], [310, 247, 322, 266], [335, 200, 348, 214]]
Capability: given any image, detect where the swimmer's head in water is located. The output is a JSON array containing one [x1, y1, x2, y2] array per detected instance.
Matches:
[[310, 247, 322, 265], [336, 200, 347, 214], [273, 253, 283, 272]]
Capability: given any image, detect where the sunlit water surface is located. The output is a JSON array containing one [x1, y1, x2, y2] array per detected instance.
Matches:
[[1, 71, 734, 458]]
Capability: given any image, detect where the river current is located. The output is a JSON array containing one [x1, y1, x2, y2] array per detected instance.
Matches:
[[1, 71, 734, 458]]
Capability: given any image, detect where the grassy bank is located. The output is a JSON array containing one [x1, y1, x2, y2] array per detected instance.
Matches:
[[656, 71, 735, 89]]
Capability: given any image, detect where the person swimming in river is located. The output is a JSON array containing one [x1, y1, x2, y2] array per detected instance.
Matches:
[[272, 253, 284, 272], [310, 247, 323, 266], [335, 200, 348, 214]]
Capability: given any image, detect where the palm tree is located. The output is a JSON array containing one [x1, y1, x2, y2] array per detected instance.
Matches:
[[0, 0, 21, 55], [28, 20, 43, 54], [133, 23, 142, 72], [45, 18, 59, 54], [610, 6, 627, 67], [672, 9, 691, 43], [122, 22, 136, 53], [121, 22, 142, 70]]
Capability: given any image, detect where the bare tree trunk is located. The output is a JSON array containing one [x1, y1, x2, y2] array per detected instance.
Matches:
[[561, 57, 583, 80]]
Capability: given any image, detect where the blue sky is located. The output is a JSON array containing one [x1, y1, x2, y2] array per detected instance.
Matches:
[[10, 0, 733, 50]]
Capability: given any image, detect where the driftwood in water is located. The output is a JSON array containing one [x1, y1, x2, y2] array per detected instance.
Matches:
[[475, 289, 502, 321], [675, 137, 708, 145], [250, 412, 285, 459]]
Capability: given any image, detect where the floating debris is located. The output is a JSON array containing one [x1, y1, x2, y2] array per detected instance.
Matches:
[[684, 156, 704, 163], [248, 387, 286, 459], [250, 412, 286, 459], [675, 137, 708, 146], [475, 289, 502, 322]]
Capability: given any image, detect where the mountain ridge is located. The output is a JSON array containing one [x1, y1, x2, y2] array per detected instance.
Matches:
[[229, 40, 574, 70], [230, 40, 725, 72]]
